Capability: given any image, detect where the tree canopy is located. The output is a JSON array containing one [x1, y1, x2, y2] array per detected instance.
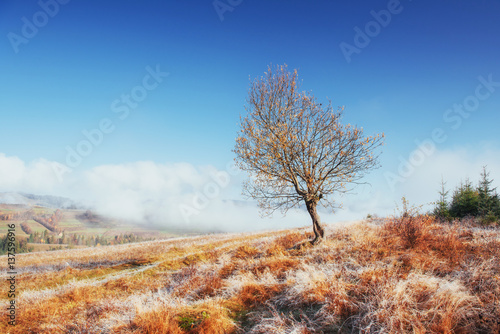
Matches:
[[234, 65, 384, 243]]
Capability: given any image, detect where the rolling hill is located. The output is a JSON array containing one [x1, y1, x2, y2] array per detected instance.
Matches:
[[0, 215, 499, 333], [0, 193, 179, 253]]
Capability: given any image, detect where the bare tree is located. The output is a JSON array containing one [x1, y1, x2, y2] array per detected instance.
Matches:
[[234, 65, 384, 244]]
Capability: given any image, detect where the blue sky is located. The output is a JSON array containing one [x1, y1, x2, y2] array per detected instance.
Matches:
[[1, 0, 499, 230]]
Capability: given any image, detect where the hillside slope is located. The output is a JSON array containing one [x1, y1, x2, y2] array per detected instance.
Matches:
[[0, 203, 178, 254], [0, 192, 78, 209], [1, 217, 499, 333]]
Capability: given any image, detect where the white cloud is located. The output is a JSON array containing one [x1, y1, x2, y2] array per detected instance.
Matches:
[[0, 153, 65, 194], [0, 154, 24, 189], [1, 144, 499, 232], [386, 143, 500, 211]]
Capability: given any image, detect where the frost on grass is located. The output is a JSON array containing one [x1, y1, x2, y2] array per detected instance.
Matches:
[[359, 273, 481, 333], [1, 218, 499, 333]]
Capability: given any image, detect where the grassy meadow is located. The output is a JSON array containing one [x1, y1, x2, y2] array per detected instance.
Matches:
[[1, 214, 499, 333], [0, 205, 178, 254]]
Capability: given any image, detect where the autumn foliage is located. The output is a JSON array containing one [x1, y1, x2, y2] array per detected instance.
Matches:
[[234, 64, 384, 243], [33, 209, 62, 232]]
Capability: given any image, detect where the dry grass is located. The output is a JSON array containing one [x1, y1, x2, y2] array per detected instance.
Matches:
[[118, 300, 238, 334], [1, 216, 499, 333]]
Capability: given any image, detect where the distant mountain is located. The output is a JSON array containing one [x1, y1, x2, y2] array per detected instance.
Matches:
[[0, 192, 82, 209], [0, 192, 31, 205]]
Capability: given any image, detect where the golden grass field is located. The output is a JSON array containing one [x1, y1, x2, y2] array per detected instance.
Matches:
[[1, 215, 499, 333]]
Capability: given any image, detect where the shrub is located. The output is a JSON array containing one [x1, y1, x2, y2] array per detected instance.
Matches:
[[481, 211, 498, 225], [20, 221, 33, 235], [433, 200, 451, 221], [435, 168, 500, 223], [449, 179, 479, 218], [434, 176, 452, 221], [383, 198, 428, 249]]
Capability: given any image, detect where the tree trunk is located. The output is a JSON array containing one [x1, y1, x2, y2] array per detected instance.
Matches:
[[306, 200, 324, 244]]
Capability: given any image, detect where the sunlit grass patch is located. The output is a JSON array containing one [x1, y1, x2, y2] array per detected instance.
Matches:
[[359, 273, 481, 333], [251, 256, 301, 279], [115, 299, 238, 334], [1, 219, 499, 333]]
